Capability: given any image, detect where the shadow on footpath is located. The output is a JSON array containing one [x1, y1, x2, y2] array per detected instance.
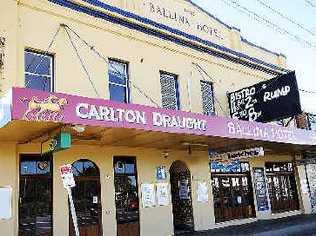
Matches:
[[178, 214, 316, 236]]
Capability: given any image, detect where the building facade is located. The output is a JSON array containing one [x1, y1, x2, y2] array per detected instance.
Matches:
[[0, 0, 316, 236]]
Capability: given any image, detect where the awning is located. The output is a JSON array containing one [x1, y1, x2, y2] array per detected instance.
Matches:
[[0, 87, 315, 154]]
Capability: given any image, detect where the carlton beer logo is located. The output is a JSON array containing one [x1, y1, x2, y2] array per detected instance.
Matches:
[[20, 95, 68, 122]]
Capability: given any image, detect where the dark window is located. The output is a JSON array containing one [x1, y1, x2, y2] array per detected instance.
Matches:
[[160, 71, 180, 110], [200, 81, 215, 115], [72, 159, 100, 177], [24, 50, 53, 92], [113, 157, 139, 225], [108, 59, 129, 103], [19, 155, 53, 236]]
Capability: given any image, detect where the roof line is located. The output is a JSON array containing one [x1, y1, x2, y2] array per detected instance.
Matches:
[[187, 0, 239, 31], [188, 0, 284, 57], [49, 0, 288, 73]]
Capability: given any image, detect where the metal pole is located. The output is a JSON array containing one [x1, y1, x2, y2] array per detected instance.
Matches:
[[67, 187, 80, 236]]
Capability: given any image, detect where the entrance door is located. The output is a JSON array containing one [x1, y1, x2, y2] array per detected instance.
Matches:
[[114, 157, 140, 236], [70, 159, 102, 236], [211, 162, 255, 223], [266, 162, 299, 213], [19, 154, 53, 236], [170, 161, 194, 233]]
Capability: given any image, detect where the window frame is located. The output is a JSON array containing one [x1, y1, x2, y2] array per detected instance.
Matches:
[[159, 70, 180, 110], [108, 58, 130, 103], [200, 80, 216, 116], [24, 49, 54, 92]]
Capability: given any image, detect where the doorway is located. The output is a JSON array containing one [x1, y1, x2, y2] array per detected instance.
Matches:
[[19, 154, 53, 236], [266, 162, 299, 213], [211, 162, 256, 223], [69, 159, 102, 236], [170, 161, 194, 233], [113, 156, 140, 236]]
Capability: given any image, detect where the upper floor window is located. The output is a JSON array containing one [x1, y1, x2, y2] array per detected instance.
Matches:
[[108, 59, 129, 103], [160, 71, 180, 110], [24, 50, 53, 92], [200, 80, 215, 115]]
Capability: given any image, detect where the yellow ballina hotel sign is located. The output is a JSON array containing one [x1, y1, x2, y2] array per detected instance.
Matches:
[[95, 0, 229, 44], [142, 1, 225, 40]]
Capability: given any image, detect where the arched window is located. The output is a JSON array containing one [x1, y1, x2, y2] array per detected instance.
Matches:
[[71, 159, 99, 177], [69, 159, 102, 236]]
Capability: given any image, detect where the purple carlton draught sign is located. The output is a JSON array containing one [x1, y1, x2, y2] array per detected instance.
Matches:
[[6, 87, 316, 146]]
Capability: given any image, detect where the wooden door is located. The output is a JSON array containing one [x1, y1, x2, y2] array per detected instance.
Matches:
[[211, 162, 255, 223], [170, 161, 194, 233], [69, 160, 102, 236], [114, 157, 140, 236], [19, 154, 53, 236], [266, 162, 299, 213]]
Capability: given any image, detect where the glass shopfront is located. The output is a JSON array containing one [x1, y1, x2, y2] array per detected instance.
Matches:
[[211, 161, 256, 223], [266, 162, 299, 213]]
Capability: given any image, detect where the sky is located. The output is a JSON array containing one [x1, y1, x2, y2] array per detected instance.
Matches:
[[192, 0, 316, 113]]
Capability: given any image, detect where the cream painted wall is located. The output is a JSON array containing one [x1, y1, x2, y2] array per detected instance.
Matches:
[[1, 0, 284, 117], [0, 143, 307, 236], [0, 143, 18, 236], [17, 144, 213, 236]]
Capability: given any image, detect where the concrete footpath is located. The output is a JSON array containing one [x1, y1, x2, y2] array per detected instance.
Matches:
[[180, 214, 316, 236]]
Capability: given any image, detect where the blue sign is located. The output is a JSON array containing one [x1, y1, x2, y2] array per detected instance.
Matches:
[[210, 160, 241, 172]]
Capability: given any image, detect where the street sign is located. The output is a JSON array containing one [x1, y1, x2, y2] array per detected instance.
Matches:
[[59, 164, 79, 236], [41, 132, 71, 155], [60, 164, 76, 189]]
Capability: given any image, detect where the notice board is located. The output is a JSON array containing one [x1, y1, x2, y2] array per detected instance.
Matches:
[[0, 186, 12, 220]]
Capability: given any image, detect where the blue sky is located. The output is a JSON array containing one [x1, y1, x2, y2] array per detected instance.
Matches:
[[192, 0, 316, 113]]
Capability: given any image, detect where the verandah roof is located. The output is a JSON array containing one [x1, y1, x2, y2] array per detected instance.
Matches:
[[0, 87, 315, 154]]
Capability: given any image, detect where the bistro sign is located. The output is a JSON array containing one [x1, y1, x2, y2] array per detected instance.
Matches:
[[228, 71, 301, 122]]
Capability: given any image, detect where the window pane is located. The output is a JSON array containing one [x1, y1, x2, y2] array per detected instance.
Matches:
[[21, 161, 37, 175], [201, 81, 215, 115], [109, 84, 127, 103], [108, 60, 127, 85], [25, 74, 51, 92], [160, 72, 179, 110], [25, 51, 51, 75]]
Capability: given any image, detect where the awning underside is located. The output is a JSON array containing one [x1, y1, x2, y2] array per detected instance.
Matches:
[[2, 120, 315, 155]]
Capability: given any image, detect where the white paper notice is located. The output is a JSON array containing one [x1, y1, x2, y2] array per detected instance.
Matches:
[[141, 183, 156, 208], [156, 183, 169, 206], [0, 186, 12, 220], [197, 182, 208, 203]]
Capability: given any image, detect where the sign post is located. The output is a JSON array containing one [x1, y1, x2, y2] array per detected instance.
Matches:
[[60, 164, 79, 236]]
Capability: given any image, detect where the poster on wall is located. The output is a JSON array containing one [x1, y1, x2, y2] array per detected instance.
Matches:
[[228, 71, 301, 122], [141, 183, 156, 208], [156, 166, 167, 180], [197, 182, 208, 203], [253, 168, 269, 211], [0, 186, 12, 220], [179, 179, 190, 200], [156, 183, 169, 206]]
